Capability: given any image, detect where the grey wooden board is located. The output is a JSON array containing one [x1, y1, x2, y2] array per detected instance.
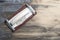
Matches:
[[0, 0, 32, 12], [1, 0, 60, 40], [0, 11, 60, 40], [2, 5, 21, 12], [0, 0, 31, 4], [0, 4, 49, 12]]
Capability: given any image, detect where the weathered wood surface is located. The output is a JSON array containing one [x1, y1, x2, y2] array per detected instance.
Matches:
[[0, 0, 31, 12], [1, 0, 60, 40]]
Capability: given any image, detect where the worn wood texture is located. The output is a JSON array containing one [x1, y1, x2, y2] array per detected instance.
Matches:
[[0, 0, 60, 40]]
